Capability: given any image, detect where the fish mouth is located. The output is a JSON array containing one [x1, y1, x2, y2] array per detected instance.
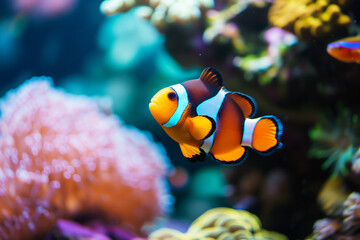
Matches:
[[149, 99, 166, 125]]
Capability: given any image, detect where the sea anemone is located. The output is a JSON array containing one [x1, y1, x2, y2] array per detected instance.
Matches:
[[0, 78, 171, 239], [309, 108, 360, 176]]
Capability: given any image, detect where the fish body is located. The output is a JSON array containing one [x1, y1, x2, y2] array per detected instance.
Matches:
[[327, 36, 360, 63], [149, 67, 283, 165]]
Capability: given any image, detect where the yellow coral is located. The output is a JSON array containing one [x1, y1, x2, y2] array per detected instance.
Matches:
[[149, 208, 288, 240], [268, 0, 351, 39]]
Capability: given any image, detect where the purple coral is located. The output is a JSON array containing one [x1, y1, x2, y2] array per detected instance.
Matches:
[[14, 0, 77, 17], [343, 192, 360, 230], [0, 78, 171, 239], [312, 218, 341, 240]]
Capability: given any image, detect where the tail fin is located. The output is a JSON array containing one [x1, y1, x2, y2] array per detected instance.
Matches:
[[241, 116, 283, 154]]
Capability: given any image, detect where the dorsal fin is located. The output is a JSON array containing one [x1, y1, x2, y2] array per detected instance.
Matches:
[[199, 67, 223, 88], [228, 92, 257, 118]]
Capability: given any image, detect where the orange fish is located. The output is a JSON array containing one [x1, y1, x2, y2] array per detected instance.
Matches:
[[327, 36, 360, 63], [149, 67, 283, 165]]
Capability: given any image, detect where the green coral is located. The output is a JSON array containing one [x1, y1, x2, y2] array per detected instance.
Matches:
[[149, 208, 288, 240], [309, 108, 360, 176]]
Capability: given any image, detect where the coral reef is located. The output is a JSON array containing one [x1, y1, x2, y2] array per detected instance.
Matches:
[[98, 0, 297, 84], [317, 177, 349, 216], [149, 207, 288, 240], [308, 108, 360, 176], [343, 192, 360, 230], [2, 0, 360, 238], [234, 27, 297, 84], [100, 0, 214, 27], [311, 192, 360, 239], [0, 78, 171, 239], [268, 0, 351, 40], [351, 148, 360, 174]]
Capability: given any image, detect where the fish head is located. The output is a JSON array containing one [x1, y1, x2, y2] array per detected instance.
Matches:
[[327, 42, 342, 54], [149, 87, 179, 125], [327, 41, 349, 61]]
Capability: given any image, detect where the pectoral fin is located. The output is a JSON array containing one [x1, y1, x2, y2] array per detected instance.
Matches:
[[179, 143, 206, 162], [189, 116, 216, 140]]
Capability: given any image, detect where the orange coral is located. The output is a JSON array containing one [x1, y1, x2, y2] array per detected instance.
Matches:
[[268, 0, 351, 40], [0, 78, 171, 239]]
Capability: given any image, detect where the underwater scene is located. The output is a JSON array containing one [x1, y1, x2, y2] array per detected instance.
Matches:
[[0, 0, 360, 239]]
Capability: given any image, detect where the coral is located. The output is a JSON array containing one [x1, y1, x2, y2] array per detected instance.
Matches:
[[308, 108, 360, 176], [268, 0, 351, 39], [311, 192, 360, 239], [312, 218, 341, 240], [99, 0, 266, 47], [0, 78, 171, 239], [203, 1, 252, 46], [343, 192, 360, 230], [149, 207, 288, 240], [234, 27, 297, 84], [317, 177, 349, 216], [100, 0, 214, 27], [351, 148, 360, 174], [14, 0, 78, 17], [99, 0, 293, 84]]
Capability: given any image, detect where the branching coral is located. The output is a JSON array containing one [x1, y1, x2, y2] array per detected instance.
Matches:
[[100, 0, 214, 27], [99, 0, 266, 43], [311, 192, 360, 239], [0, 78, 171, 239], [309, 108, 360, 176], [343, 192, 360, 230], [268, 0, 351, 40], [149, 207, 288, 240], [312, 218, 342, 240], [98, 0, 292, 84]]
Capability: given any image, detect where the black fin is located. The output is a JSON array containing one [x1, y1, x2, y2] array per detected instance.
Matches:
[[201, 116, 216, 140], [199, 67, 223, 88], [187, 149, 206, 162], [228, 92, 257, 118]]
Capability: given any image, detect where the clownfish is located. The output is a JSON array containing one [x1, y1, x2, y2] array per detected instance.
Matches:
[[149, 67, 283, 165], [327, 36, 360, 63]]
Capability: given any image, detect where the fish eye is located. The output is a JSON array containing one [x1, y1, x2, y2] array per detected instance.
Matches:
[[168, 92, 177, 100]]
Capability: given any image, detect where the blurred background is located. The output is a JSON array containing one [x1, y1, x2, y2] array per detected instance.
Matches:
[[1, 0, 360, 239]]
